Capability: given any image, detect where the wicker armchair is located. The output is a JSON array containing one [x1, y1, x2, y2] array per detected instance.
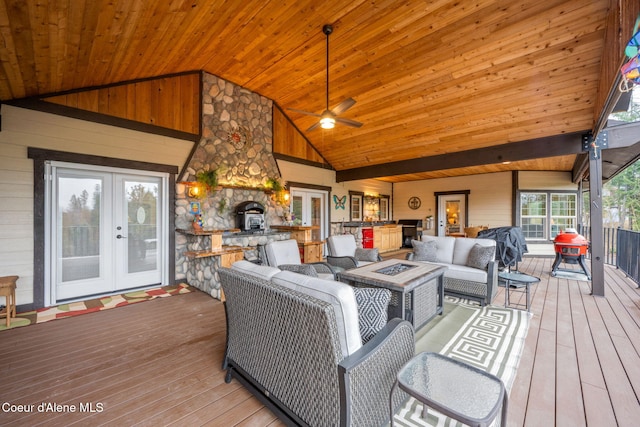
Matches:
[[219, 268, 415, 426], [326, 234, 382, 271], [262, 239, 337, 279]]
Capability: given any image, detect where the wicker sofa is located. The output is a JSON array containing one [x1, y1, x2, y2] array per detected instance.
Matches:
[[406, 235, 498, 306], [218, 261, 415, 426]]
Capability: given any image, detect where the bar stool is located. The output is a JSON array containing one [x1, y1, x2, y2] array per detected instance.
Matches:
[[0, 275, 18, 327]]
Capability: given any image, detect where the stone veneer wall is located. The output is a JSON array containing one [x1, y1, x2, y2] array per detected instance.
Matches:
[[175, 73, 289, 298]]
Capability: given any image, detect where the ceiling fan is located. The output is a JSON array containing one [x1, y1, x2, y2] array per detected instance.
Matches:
[[288, 24, 363, 132]]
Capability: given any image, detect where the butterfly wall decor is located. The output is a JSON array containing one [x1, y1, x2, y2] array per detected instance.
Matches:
[[334, 195, 346, 209]]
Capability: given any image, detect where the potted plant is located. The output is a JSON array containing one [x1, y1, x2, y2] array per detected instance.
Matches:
[[264, 177, 284, 192], [196, 169, 218, 195]]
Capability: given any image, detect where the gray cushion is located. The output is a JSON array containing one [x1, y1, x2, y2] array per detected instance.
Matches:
[[231, 260, 281, 280], [411, 239, 438, 262], [421, 235, 456, 264], [271, 271, 362, 356], [355, 247, 379, 262], [466, 243, 495, 270], [278, 264, 318, 277], [352, 287, 391, 343]]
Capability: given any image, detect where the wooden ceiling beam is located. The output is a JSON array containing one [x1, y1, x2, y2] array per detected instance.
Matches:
[[336, 131, 586, 182]]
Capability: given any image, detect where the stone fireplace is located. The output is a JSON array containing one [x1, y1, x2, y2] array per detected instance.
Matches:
[[175, 73, 289, 298]]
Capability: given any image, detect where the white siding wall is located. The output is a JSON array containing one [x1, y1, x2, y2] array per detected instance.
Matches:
[[519, 171, 576, 190], [393, 172, 513, 236], [277, 160, 393, 223], [0, 106, 193, 305]]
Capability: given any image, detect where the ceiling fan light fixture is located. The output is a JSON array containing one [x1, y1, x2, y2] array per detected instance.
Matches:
[[320, 116, 335, 129]]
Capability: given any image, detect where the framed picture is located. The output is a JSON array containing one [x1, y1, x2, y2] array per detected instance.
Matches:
[[349, 191, 364, 221], [189, 201, 201, 215]]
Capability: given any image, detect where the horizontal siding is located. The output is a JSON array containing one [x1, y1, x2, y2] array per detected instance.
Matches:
[[276, 160, 393, 223], [393, 172, 512, 235], [519, 171, 577, 190], [0, 105, 194, 306]]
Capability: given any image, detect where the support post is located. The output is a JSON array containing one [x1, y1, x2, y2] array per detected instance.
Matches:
[[584, 133, 607, 296]]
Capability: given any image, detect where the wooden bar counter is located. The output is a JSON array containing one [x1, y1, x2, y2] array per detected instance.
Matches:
[[270, 225, 324, 262], [176, 228, 244, 300]]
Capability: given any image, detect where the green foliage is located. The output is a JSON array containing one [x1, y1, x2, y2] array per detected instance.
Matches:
[[265, 177, 284, 192], [604, 160, 640, 231], [196, 170, 218, 189], [610, 99, 640, 122]]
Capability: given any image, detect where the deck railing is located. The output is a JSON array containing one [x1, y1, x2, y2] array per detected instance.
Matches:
[[580, 226, 639, 286], [616, 228, 640, 286]]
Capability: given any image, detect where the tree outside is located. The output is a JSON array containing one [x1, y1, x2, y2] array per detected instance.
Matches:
[[603, 88, 640, 231]]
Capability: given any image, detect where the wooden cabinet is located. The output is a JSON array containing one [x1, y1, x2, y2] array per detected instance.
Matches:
[[373, 225, 402, 253], [271, 225, 323, 263], [301, 241, 323, 263]]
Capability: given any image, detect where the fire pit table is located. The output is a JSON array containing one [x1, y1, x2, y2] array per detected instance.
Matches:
[[337, 259, 445, 329]]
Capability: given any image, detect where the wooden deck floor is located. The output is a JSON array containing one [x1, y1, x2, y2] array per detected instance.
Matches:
[[0, 257, 638, 426]]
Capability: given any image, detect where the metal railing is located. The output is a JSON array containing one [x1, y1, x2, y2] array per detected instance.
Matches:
[[617, 229, 640, 286], [580, 226, 639, 286]]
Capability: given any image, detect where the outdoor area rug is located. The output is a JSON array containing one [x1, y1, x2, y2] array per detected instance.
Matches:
[[0, 283, 192, 331], [394, 296, 531, 426]]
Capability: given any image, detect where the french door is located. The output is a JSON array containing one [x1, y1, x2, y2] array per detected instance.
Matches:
[[290, 189, 327, 241], [47, 163, 168, 304]]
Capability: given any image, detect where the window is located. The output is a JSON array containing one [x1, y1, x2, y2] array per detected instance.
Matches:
[[520, 193, 547, 239], [349, 191, 363, 221], [519, 192, 577, 240], [550, 193, 577, 238]]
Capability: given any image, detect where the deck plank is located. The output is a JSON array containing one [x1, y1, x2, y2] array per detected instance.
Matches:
[[0, 256, 639, 426]]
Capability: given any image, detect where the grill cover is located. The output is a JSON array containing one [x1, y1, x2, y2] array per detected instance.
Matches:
[[477, 226, 529, 268]]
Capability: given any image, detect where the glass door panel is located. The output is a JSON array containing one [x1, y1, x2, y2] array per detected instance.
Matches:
[[116, 176, 162, 289], [55, 170, 113, 300], [310, 194, 322, 241]]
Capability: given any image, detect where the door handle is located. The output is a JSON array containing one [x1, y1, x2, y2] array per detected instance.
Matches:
[[116, 234, 127, 239]]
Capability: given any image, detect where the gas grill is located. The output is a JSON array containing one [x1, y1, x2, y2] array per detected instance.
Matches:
[[551, 228, 591, 280], [397, 219, 423, 248]]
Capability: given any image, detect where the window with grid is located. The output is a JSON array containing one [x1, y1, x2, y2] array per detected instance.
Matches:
[[550, 193, 577, 238], [520, 193, 547, 239]]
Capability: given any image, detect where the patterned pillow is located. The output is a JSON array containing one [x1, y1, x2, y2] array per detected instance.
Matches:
[[355, 248, 379, 262], [353, 287, 391, 343], [411, 239, 438, 262], [466, 243, 495, 270]]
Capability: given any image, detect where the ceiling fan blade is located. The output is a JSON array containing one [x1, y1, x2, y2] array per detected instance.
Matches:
[[331, 98, 356, 116], [335, 117, 363, 128], [287, 108, 322, 118], [306, 121, 321, 132]]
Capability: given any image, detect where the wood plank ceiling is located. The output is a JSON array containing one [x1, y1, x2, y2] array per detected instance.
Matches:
[[0, 0, 631, 182]]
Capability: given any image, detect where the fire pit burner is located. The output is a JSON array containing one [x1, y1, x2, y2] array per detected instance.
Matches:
[[551, 228, 591, 280]]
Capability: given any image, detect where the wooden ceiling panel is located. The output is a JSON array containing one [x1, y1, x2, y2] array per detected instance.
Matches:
[[1, 0, 634, 181]]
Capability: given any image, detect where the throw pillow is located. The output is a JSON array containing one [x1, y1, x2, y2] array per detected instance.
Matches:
[[411, 239, 438, 262], [355, 248, 380, 262], [353, 287, 391, 343], [466, 243, 495, 270]]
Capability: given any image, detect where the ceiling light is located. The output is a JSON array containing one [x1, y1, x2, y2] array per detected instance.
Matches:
[[320, 116, 335, 129]]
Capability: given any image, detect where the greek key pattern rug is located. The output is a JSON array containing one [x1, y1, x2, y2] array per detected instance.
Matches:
[[394, 297, 531, 426], [0, 283, 192, 331]]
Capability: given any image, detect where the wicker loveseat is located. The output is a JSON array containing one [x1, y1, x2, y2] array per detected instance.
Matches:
[[218, 262, 415, 426], [406, 235, 498, 306]]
